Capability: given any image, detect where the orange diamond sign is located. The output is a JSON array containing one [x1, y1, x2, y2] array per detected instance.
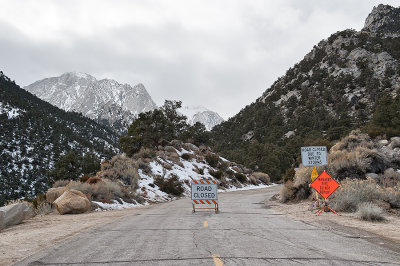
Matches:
[[310, 171, 340, 200]]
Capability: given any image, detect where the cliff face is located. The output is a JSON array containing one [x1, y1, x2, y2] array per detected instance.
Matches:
[[363, 4, 400, 33]]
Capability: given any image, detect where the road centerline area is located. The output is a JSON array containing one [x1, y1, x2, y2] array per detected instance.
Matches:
[[16, 187, 400, 266]]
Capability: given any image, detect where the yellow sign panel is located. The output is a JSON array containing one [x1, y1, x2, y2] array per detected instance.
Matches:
[[311, 166, 319, 181]]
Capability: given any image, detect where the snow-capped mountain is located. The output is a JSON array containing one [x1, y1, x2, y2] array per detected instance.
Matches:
[[0, 71, 119, 205], [178, 106, 224, 131], [24, 72, 157, 133]]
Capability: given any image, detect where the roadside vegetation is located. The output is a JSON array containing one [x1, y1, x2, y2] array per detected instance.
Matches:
[[279, 130, 400, 221]]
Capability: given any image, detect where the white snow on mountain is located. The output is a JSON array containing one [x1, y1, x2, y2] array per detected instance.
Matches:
[[24, 72, 157, 133], [179, 106, 224, 131]]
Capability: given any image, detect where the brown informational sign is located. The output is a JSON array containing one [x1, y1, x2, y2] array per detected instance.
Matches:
[[310, 171, 340, 200]]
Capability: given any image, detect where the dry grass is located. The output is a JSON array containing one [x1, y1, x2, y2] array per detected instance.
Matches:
[[357, 202, 385, 221]]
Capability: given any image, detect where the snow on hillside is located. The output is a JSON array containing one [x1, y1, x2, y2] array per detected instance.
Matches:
[[94, 141, 271, 210], [0, 102, 23, 119], [179, 106, 224, 131]]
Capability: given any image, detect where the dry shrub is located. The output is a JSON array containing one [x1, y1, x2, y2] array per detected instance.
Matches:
[[380, 168, 400, 187], [99, 154, 139, 187], [181, 153, 192, 160], [36, 202, 53, 216], [381, 186, 400, 208], [251, 172, 270, 184], [330, 179, 380, 212], [154, 174, 184, 196], [280, 166, 325, 202], [328, 149, 369, 181], [234, 173, 247, 183], [330, 130, 374, 152], [86, 176, 104, 184], [357, 202, 385, 221], [65, 179, 123, 203], [280, 181, 296, 202], [52, 180, 70, 188]]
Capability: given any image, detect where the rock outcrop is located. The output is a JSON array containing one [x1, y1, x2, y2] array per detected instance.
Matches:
[[363, 4, 400, 33], [53, 190, 91, 215]]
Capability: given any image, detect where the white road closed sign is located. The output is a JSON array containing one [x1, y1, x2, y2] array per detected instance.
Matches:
[[191, 180, 218, 202], [301, 146, 328, 166]]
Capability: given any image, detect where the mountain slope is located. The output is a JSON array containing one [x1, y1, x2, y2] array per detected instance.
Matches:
[[212, 4, 400, 180], [0, 72, 120, 205], [178, 106, 224, 131], [24, 72, 157, 134]]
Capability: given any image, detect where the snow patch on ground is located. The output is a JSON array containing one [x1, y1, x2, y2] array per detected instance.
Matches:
[[93, 199, 142, 211], [0, 102, 23, 119]]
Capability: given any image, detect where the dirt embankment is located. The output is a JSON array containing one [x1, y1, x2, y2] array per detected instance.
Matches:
[[0, 207, 145, 266]]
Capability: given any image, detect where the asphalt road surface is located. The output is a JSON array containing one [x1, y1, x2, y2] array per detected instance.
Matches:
[[17, 186, 400, 266]]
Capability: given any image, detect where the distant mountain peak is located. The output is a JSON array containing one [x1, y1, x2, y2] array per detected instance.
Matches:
[[363, 4, 400, 33], [24, 72, 157, 134], [178, 105, 224, 131]]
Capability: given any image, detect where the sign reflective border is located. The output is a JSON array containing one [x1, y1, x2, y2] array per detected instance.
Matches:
[[301, 146, 328, 166], [191, 180, 218, 204], [310, 171, 340, 200]]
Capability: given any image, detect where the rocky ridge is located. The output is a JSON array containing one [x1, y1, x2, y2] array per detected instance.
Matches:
[[212, 4, 400, 179], [24, 72, 157, 134]]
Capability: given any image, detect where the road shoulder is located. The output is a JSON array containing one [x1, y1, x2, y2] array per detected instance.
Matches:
[[266, 191, 400, 252]]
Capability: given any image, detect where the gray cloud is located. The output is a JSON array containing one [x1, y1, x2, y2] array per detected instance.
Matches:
[[0, 0, 399, 119]]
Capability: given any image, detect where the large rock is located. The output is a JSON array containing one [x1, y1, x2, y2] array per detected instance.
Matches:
[[46, 187, 67, 204], [0, 203, 34, 229], [53, 189, 91, 215]]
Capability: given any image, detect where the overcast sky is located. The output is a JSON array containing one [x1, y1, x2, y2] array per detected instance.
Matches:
[[0, 0, 398, 119]]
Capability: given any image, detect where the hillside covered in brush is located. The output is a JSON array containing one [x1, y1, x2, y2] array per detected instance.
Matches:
[[212, 4, 400, 180], [0, 72, 119, 206]]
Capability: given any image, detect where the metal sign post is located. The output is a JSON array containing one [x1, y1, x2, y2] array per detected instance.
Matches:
[[301, 146, 328, 209], [310, 171, 341, 215], [191, 180, 218, 213]]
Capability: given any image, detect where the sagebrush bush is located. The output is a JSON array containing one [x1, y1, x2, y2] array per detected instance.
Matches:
[[36, 202, 53, 216], [205, 154, 220, 167], [235, 173, 247, 183], [380, 168, 400, 187], [251, 172, 270, 184], [357, 202, 385, 221], [209, 170, 223, 179], [330, 130, 374, 152], [154, 174, 184, 196], [181, 153, 192, 160], [330, 179, 380, 212], [66, 179, 124, 203], [99, 154, 139, 187]]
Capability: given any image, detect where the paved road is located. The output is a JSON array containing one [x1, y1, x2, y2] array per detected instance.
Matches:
[[17, 186, 400, 265]]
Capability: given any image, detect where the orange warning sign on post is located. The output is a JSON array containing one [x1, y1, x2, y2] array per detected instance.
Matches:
[[310, 171, 340, 200]]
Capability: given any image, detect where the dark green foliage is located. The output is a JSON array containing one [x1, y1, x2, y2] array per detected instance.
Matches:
[[367, 94, 400, 138], [283, 168, 295, 182], [154, 175, 184, 196], [0, 72, 118, 206], [209, 170, 223, 179], [205, 154, 220, 168], [181, 153, 191, 160], [47, 151, 100, 182], [211, 29, 399, 181], [120, 100, 209, 156], [234, 173, 246, 183]]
